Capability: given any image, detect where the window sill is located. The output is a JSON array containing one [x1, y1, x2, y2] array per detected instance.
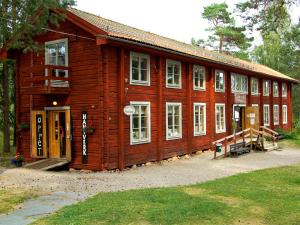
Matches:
[[130, 81, 150, 86], [130, 140, 151, 145], [194, 133, 206, 136], [166, 85, 182, 89], [166, 136, 182, 141], [215, 89, 225, 93], [216, 130, 226, 134]]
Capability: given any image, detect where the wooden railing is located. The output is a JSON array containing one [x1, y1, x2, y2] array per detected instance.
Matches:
[[22, 64, 70, 89], [212, 126, 278, 159]]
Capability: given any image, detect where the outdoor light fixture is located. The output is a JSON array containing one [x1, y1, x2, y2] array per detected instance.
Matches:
[[52, 101, 58, 106]]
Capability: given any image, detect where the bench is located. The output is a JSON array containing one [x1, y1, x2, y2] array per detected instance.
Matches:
[[230, 142, 251, 157]]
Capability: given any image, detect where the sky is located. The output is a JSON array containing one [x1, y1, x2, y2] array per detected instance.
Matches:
[[75, 0, 300, 45]]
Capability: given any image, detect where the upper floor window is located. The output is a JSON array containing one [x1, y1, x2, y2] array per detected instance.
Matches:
[[215, 103, 226, 133], [215, 70, 225, 92], [45, 38, 68, 87], [166, 102, 182, 139], [251, 78, 259, 95], [130, 52, 150, 85], [166, 59, 181, 88], [194, 103, 206, 136], [273, 82, 279, 97], [130, 102, 151, 144], [282, 83, 287, 97], [231, 73, 248, 94], [193, 65, 206, 90], [263, 104, 270, 126], [263, 80, 270, 96]]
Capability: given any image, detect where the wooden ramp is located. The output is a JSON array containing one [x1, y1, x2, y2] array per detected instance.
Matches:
[[24, 159, 69, 170], [213, 126, 279, 159]]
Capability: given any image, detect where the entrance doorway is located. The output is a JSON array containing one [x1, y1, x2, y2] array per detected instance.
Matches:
[[233, 104, 246, 132], [31, 107, 71, 161]]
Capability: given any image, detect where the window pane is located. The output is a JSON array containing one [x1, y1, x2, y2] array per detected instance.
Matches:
[[132, 68, 139, 80], [174, 74, 180, 85], [140, 69, 147, 81], [140, 58, 148, 70], [174, 64, 180, 75], [132, 56, 139, 68]]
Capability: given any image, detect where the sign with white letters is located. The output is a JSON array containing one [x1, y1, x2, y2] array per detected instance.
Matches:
[[36, 114, 43, 157], [82, 111, 88, 164]]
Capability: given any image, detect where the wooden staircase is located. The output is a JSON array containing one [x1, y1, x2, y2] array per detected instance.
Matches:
[[212, 126, 279, 159]]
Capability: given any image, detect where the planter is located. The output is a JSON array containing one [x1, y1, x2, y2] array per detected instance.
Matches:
[[15, 161, 23, 167]]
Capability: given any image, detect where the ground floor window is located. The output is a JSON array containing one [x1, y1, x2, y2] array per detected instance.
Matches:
[[263, 104, 270, 126], [273, 105, 279, 125], [194, 103, 206, 136], [130, 102, 151, 144], [282, 105, 288, 124], [166, 102, 182, 140], [215, 104, 226, 133]]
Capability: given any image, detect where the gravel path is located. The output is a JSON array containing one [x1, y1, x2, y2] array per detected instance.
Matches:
[[1, 148, 300, 195], [1, 148, 300, 225]]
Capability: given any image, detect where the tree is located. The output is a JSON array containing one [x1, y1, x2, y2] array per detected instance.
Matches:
[[0, 0, 75, 153], [236, 0, 296, 37]]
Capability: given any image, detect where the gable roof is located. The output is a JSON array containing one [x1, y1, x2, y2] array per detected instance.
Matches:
[[68, 8, 298, 83]]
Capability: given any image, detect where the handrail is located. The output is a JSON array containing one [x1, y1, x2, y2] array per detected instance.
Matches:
[[213, 127, 278, 159]]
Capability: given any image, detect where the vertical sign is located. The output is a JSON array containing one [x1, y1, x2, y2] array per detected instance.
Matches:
[[82, 111, 88, 164], [36, 114, 43, 156]]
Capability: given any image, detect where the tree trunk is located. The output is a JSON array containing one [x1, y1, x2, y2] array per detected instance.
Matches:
[[219, 35, 223, 53], [2, 61, 10, 153]]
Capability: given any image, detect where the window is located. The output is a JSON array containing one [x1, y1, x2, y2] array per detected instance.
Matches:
[[193, 65, 206, 90], [251, 78, 258, 95], [282, 83, 287, 97], [263, 80, 270, 96], [45, 38, 68, 87], [273, 105, 279, 125], [215, 70, 225, 92], [130, 102, 151, 144], [215, 104, 226, 133], [252, 104, 259, 108], [194, 103, 206, 136], [263, 104, 270, 126], [231, 73, 248, 94], [273, 82, 279, 97], [166, 59, 181, 88], [282, 105, 288, 124], [166, 103, 182, 139], [130, 52, 150, 85]]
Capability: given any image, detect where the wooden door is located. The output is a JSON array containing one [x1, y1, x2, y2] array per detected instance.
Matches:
[[245, 107, 259, 130], [49, 111, 61, 158], [31, 111, 47, 158], [48, 110, 72, 160]]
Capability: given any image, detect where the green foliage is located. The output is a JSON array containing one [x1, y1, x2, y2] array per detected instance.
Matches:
[[34, 164, 300, 225], [192, 2, 252, 59]]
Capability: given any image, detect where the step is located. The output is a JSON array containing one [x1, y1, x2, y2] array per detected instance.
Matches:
[[24, 158, 69, 170]]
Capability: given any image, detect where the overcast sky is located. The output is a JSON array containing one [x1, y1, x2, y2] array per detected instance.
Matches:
[[75, 0, 300, 45]]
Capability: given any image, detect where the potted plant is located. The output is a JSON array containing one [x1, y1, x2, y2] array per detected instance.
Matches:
[[18, 122, 29, 131], [11, 153, 24, 167]]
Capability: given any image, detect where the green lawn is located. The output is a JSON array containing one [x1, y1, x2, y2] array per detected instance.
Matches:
[[278, 131, 300, 149], [33, 164, 300, 225], [0, 189, 36, 214]]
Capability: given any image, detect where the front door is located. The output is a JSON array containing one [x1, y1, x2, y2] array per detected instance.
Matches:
[[233, 105, 245, 132], [48, 110, 71, 160], [245, 107, 259, 130]]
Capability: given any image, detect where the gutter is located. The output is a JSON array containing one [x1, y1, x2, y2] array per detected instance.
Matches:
[[97, 34, 299, 84]]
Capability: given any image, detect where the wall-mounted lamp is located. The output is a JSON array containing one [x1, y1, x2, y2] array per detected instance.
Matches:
[[52, 101, 58, 106]]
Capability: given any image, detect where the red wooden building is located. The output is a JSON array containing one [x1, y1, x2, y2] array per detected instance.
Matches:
[[13, 8, 298, 170]]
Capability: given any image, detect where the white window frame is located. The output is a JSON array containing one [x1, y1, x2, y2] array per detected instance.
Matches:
[[252, 104, 259, 108], [215, 103, 226, 133], [282, 105, 288, 124], [193, 65, 206, 91], [282, 83, 287, 97], [251, 78, 259, 96], [263, 80, 270, 96], [215, 70, 225, 92], [273, 105, 279, 125], [273, 81, 279, 97], [166, 59, 182, 88], [130, 101, 151, 145], [45, 38, 69, 87], [231, 73, 248, 94], [130, 51, 150, 86], [263, 104, 270, 126], [193, 103, 206, 136], [166, 102, 182, 140]]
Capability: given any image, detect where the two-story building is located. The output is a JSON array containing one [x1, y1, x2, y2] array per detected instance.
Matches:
[[13, 8, 298, 170]]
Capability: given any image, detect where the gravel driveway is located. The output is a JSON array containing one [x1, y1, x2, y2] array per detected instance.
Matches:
[[1, 148, 300, 195]]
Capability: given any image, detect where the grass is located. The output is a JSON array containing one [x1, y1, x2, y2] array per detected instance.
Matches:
[[278, 130, 300, 149], [33, 164, 300, 225], [0, 189, 36, 214]]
